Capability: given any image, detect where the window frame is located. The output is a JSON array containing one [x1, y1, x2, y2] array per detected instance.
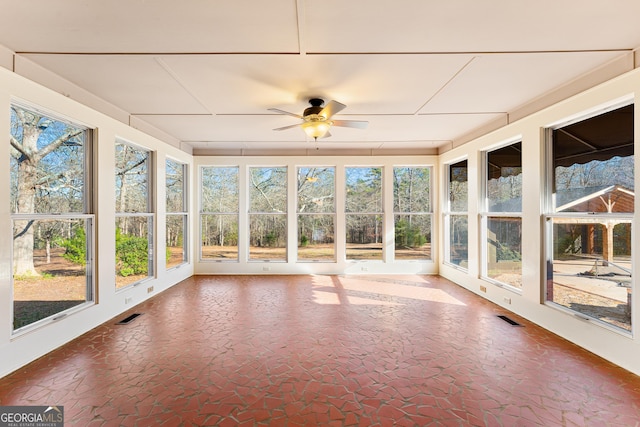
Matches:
[[296, 166, 336, 263], [114, 139, 155, 290], [199, 165, 240, 262], [543, 100, 634, 334], [392, 165, 433, 261], [443, 159, 468, 270], [480, 139, 523, 291], [10, 102, 95, 333], [345, 166, 384, 261], [248, 166, 288, 262], [165, 158, 188, 269]]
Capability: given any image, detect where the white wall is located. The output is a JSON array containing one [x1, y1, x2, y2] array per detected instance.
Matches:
[[438, 67, 640, 376], [0, 68, 194, 378], [194, 156, 440, 276]]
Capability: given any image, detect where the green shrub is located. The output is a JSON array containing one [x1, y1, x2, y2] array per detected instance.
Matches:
[[115, 228, 149, 276], [61, 227, 87, 266], [395, 219, 427, 248], [265, 231, 277, 247], [496, 243, 522, 261]]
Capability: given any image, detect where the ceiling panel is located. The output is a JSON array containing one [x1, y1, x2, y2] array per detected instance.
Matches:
[[158, 54, 475, 115], [20, 54, 209, 114], [0, 0, 299, 53], [304, 1, 640, 53], [420, 51, 627, 114], [135, 112, 503, 149]]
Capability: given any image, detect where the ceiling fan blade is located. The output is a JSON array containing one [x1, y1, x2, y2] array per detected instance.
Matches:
[[268, 108, 304, 119], [320, 100, 346, 119], [273, 123, 302, 131], [331, 119, 368, 129]]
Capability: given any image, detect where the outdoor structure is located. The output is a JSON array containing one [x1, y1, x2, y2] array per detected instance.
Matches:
[[555, 185, 634, 264]]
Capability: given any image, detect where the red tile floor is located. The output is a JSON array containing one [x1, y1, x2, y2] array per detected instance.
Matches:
[[1, 275, 640, 426]]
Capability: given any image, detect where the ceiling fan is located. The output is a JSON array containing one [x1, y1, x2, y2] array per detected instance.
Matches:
[[269, 98, 368, 140]]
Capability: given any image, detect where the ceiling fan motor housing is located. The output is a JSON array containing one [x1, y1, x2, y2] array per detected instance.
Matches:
[[304, 98, 326, 119]]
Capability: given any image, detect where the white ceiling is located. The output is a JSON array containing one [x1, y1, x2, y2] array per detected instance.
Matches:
[[1, 0, 639, 154]]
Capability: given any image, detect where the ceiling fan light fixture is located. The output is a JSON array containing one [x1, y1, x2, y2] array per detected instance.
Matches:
[[269, 98, 367, 140], [302, 120, 331, 140]]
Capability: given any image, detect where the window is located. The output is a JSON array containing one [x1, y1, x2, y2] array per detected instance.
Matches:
[[444, 160, 468, 268], [200, 166, 239, 261], [166, 159, 188, 269], [545, 103, 633, 332], [481, 141, 522, 288], [393, 166, 432, 260], [297, 167, 335, 261], [345, 167, 383, 260], [249, 167, 287, 261], [10, 104, 93, 331], [115, 141, 153, 289]]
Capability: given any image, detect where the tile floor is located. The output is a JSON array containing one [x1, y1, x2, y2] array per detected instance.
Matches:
[[1, 275, 640, 426]]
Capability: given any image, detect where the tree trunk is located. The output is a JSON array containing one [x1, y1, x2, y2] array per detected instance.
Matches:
[[14, 128, 39, 276], [46, 238, 51, 264], [218, 215, 224, 247]]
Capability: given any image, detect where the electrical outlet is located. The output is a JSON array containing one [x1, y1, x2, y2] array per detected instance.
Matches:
[[125, 297, 133, 304], [503, 297, 511, 305], [361, 266, 368, 272], [480, 285, 487, 293], [263, 266, 271, 271], [147, 286, 154, 294]]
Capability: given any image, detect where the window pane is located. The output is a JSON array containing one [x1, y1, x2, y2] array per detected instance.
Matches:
[[13, 218, 92, 330], [487, 142, 522, 212], [249, 214, 287, 261], [553, 104, 634, 213], [393, 167, 431, 212], [116, 216, 153, 289], [486, 217, 522, 287], [201, 214, 238, 260], [394, 214, 431, 260], [449, 160, 468, 212], [547, 219, 631, 331], [115, 142, 149, 213], [297, 167, 335, 213], [201, 166, 238, 213], [346, 214, 383, 260], [249, 167, 287, 213], [166, 159, 185, 213], [345, 167, 382, 213], [298, 214, 335, 261], [448, 215, 468, 267], [546, 103, 633, 331], [10, 105, 86, 214], [166, 214, 186, 268]]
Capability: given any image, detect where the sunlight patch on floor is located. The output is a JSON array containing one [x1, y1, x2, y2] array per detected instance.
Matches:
[[312, 290, 402, 306], [310, 275, 466, 306]]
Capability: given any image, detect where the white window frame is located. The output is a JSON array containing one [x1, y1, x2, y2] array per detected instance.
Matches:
[[10, 102, 95, 333], [480, 139, 523, 292], [345, 166, 384, 262], [392, 165, 433, 262], [166, 158, 188, 269], [248, 165, 288, 262], [199, 165, 240, 262], [115, 139, 155, 289], [296, 166, 337, 263], [543, 99, 634, 334], [443, 159, 468, 270]]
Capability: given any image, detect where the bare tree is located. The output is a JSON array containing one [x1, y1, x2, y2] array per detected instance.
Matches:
[[10, 106, 84, 276]]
